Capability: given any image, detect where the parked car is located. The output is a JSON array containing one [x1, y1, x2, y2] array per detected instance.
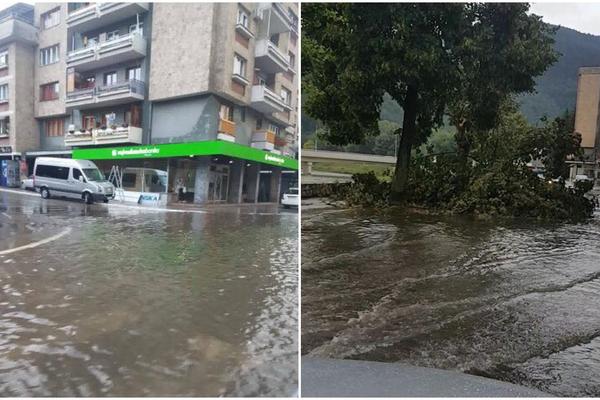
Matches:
[[33, 157, 115, 204], [21, 174, 35, 191], [281, 187, 299, 208]]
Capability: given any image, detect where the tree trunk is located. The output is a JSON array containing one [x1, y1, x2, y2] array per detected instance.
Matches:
[[390, 85, 418, 204]]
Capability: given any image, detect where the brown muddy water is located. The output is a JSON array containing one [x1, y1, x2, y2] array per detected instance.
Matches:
[[0, 191, 297, 396], [302, 206, 600, 396]]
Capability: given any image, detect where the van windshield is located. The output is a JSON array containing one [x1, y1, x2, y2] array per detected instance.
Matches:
[[83, 168, 105, 182]]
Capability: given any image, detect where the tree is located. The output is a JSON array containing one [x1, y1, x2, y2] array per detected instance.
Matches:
[[302, 3, 557, 203]]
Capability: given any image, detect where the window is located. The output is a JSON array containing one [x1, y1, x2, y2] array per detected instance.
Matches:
[[240, 107, 246, 122], [35, 165, 69, 180], [41, 8, 60, 30], [237, 8, 249, 28], [82, 115, 95, 130], [40, 44, 60, 66], [104, 71, 117, 86], [281, 87, 292, 105], [0, 50, 7, 67], [270, 33, 279, 46], [233, 54, 246, 77], [219, 104, 234, 121], [269, 123, 281, 135], [106, 30, 120, 41], [40, 82, 59, 101], [0, 84, 7, 102], [72, 168, 82, 181], [45, 118, 64, 137], [126, 66, 142, 81], [256, 118, 263, 130], [0, 117, 8, 136], [288, 52, 295, 68], [129, 22, 144, 36]]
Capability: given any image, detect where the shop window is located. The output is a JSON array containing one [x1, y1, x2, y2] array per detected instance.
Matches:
[[45, 118, 64, 137], [40, 82, 59, 101]]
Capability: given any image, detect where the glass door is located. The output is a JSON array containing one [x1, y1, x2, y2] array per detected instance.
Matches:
[[208, 165, 230, 202]]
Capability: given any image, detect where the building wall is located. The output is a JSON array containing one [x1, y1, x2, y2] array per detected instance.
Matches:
[[34, 3, 67, 119], [13, 41, 37, 152], [148, 3, 215, 101], [574, 67, 600, 150], [0, 42, 16, 151]]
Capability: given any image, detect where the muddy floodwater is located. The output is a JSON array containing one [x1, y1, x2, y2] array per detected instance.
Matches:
[[302, 206, 600, 396], [0, 191, 297, 396]]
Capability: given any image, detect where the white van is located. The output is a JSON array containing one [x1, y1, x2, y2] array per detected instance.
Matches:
[[33, 157, 115, 204]]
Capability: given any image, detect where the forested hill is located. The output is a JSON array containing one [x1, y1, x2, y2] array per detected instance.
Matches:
[[302, 25, 600, 139]]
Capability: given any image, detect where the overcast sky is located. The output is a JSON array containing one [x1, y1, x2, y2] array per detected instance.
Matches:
[[4, 2, 600, 36], [530, 3, 600, 36]]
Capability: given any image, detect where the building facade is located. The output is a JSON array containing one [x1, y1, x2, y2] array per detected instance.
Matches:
[[0, 2, 299, 205], [571, 67, 600, 181]]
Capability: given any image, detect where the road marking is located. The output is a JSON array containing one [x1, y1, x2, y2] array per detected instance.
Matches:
[[0, 227, 72, 256], [0, 188, 39, 197], [1, 212, 11, 219]]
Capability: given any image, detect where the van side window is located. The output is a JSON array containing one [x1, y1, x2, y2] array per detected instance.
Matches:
[[72, 168, 82, 181], [36, 164, 69, 180], [122, 173, 136, 188]]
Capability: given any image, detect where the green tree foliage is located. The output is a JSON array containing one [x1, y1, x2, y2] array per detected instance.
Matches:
[[332, 107, 594, 220], [302, 3, 558, 202]]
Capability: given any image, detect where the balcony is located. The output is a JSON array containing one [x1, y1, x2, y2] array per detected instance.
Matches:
[[217, 118, 235, 143], [66, 80, 145, 110], [251, 85, 286, 114], [65, 125, 143, 147], [256, 3, 291, 35], [67, 3, 149, 31], [251, 129, 275, 151], [254, 39, 289, 74], [67, 32, 147, 71]]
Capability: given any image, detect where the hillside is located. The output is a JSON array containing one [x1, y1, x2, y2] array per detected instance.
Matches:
[[302, 26, 600, 141]]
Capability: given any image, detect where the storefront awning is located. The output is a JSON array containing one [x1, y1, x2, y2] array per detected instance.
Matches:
[[71, 140, 298, 170]]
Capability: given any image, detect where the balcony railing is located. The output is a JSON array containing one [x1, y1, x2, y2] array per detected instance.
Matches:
[[67, 3, 149, 27], [66, 79, 145, 106], [217, 118, 236, 143], [67, 32, 146, 67], [65, 125, 143, 146]]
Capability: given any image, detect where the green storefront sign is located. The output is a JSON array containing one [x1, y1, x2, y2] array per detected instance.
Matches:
[[71, 140, 298, 170]]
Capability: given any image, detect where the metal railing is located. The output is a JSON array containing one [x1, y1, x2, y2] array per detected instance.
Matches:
[[67, 80, 145, 102], [67, 32, 142, 62]]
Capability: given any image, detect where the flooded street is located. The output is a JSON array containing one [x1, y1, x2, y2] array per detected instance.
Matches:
[[0, 190, 297, 397], [302, 206, 600, 396]]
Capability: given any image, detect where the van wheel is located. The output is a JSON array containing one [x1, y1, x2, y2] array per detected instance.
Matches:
[[83, 192, 93, 204], [40, 188, 50, 199]]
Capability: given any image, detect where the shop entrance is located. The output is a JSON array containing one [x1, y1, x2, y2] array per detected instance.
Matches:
[[169, 159, 196, 202], [208, 164, 229, 202]]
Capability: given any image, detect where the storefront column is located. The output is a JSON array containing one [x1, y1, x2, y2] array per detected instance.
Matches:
[[269, 167, 282, 203], [245, 163, 261, 203], [193, 158, 210, 204], [228, 159, 245, 204]]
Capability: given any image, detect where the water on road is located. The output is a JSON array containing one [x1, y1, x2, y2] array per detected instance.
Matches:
[[302, 206, 600, 396], [0, 190, 297, 396]]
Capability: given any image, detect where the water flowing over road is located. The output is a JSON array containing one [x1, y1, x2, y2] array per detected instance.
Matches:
[[0, 190, 297, 396], [302, 206, 600, 396]]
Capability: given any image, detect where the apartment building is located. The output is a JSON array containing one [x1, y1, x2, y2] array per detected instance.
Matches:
[[571, 67, 600, 181], [1, 2, 298, 205], [0, 4, 37, 161]]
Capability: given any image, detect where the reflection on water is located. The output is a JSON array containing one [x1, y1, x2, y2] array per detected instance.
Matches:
[[302, 207, 600, 396], [0, 192, 297, 396]]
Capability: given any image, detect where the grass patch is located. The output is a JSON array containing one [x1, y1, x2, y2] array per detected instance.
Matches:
[[312, 161, 393, 180]]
